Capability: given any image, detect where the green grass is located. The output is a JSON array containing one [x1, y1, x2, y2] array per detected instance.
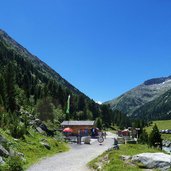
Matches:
[[88, 144, 161, 171], [145, 120, 171, 141], [0, 128, 69, 170]]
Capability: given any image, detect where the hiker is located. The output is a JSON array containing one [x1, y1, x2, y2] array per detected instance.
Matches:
[[103, 132, 107, 139]]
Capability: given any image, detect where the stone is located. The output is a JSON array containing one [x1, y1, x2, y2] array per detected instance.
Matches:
[[40, 142, 51, 150], [0, 144, 9, 157], [162, 140, 171, 147], [121, 155, 132, 161], [132, 153, 170, 171], [9, 148, 15, 157], [36, 127, 45, 134], [117, 137, 125, 144], [0, 135, 7, 144], [84, 136, 91, 144], [0, 156, 5, 164]]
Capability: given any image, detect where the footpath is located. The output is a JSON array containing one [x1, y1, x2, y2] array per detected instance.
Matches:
[[27, 132, 116, 171]]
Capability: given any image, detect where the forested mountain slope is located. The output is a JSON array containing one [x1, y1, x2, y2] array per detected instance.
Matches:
[[0, 29, 130, 129], [105, 76, 171, 118]]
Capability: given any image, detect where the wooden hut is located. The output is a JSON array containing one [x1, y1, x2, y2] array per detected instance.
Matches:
[[61, 121, 96, 136]]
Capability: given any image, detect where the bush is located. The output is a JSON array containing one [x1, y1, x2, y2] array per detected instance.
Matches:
[[0, 156, 24, 171], [9, 122, 26, 139]]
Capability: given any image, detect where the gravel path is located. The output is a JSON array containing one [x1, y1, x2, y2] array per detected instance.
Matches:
[[27, 132, 116, 171]]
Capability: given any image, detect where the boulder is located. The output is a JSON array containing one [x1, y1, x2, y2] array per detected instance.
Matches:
[[132, 153, 170, 171], [0, 156, 5, 164], [40, 142, 51, 150], [36, 127, 45, 134], [0, 144, 9, 157], [0, 135, 7, 144], [163, 140, 171, 147]]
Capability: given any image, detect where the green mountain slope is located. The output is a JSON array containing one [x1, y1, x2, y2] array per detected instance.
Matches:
[[0, 29, 97, 122], [105, 77, 171, 117], [0, 29, 81, 95], [0, 29, 129, 126], [132, 88, 171, 121]]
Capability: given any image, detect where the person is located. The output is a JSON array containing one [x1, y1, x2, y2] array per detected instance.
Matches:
[[103, 132, 107, 139], [113, 138, 119, 150]]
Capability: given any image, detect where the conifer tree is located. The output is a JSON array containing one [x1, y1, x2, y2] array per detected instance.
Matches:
[[149, 124, 162, 149], [5, 62, 17, 113], [0, 74, 6, 108]]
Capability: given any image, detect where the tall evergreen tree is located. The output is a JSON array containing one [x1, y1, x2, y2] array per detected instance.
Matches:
[[5, 62, 17, 113], [0, 74, 6, 108], [149, 124, 162, 149]]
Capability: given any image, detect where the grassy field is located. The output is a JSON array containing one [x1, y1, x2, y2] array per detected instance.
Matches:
[[145, 120, 171, 141], [88, 144, 161, 171], [0, 128, 69, 170]]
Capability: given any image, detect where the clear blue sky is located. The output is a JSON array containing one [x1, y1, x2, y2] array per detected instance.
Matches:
[[0, 0, 171, 102]]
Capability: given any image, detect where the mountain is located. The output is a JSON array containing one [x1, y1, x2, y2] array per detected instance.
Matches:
[[0, 29, 128, 128], [0, 29, 81, 95], [131, 88, 171, 121], [0, 28, 95, 120], [105, 76, 171, 118]]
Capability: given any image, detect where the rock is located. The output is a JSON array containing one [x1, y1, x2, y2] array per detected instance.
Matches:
[[40, 142, 51, 150], [163, 140, 171, 147], [132, 153, 170, 171], [35, 119, 42, 125], [121, 155, 132, 161], [16, 152, 24, 158], [9, 148, 15, 157], [36, 127, 45, 134], [0, 156, 5, 164], [0, 144, 9, 157], [117, 137, 125, 144], [0, 135, 7, 144], [83, 136, 91, 144]]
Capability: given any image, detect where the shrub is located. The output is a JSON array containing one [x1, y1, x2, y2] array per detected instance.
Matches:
[[9, 122, 26, 139], [0, 156, 24, 171]]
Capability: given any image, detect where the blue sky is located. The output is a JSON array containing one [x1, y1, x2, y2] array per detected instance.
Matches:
[[0, 0, 171, 102]]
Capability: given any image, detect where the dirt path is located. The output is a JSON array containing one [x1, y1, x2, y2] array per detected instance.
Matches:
[[27, 132, 116, 171]]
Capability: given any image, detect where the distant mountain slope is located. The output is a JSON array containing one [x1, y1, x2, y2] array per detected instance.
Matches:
[[105, 76, 171, 117], [131, 88, 171, 121], [0, 29, 81, 95]]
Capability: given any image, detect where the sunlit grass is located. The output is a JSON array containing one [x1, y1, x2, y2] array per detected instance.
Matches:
[[0, 128, 69, 170], [88, 144, 161, 171], [145, 120, 171, 141]]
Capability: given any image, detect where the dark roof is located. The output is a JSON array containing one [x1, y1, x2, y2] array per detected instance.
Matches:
[[61, 121, 95, 126]]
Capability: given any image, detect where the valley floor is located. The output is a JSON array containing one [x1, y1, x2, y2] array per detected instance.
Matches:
[[27, 132, 116, 171]]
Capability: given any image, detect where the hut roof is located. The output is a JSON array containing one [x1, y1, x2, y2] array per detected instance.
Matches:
[[61, 121, 95, 126]]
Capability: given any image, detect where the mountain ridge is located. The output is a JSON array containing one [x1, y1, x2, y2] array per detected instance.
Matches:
[[0, 29, 82, 96], [105, 76, 171, 118]]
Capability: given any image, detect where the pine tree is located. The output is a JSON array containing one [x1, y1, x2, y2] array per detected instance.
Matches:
[[149, 124, 162, 149], [5, 62, 17, 113], [138, 129, 148, 144], [0, 74, 6, 108]]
